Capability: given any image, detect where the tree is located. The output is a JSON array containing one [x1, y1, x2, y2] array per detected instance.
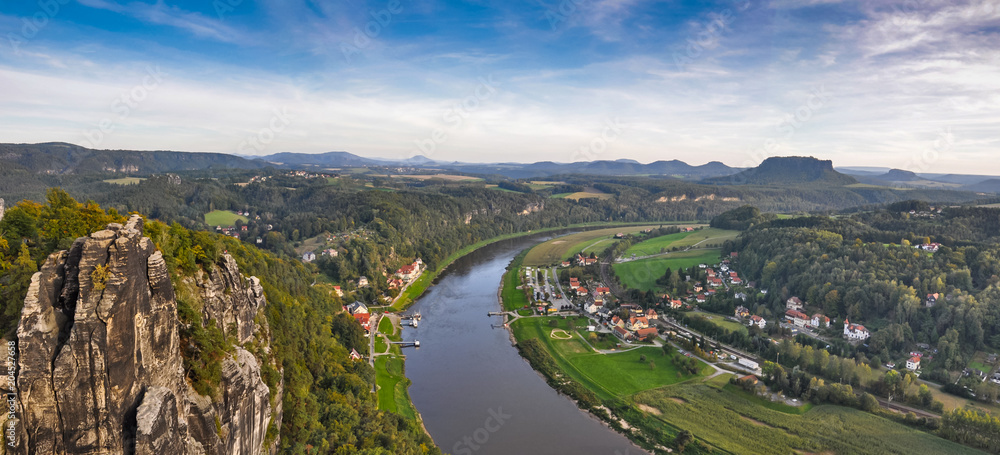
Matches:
[[675, 430, 694, 452]]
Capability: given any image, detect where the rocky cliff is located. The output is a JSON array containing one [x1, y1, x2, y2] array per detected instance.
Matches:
[[11, 215, 281, 455]]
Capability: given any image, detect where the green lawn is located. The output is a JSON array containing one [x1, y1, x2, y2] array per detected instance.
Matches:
[[512, 316, 710, 400], [500, 251, 531, 311], [375, 356, 416, 420], [522, 225, 664, 266], [636, 381, 980, 455], [686, 312, 748, 335], [613, 249, 722, 291], [204, 210, 248, 227]]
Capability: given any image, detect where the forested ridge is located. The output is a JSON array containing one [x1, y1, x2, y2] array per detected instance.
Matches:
[[0, 190, 438, 454]]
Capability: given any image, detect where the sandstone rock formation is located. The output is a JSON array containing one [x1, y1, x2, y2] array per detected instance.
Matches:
[[13, 215, 280, 455]]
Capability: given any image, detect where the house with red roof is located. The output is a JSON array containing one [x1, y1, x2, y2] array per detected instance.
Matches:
[[627, 316, 649, 331], [353, 313, 371, 332], [696, 294, 707, 303], [576, 287, 589, 296], [906, 356, 921, 371], [646, 309, 658, 320], [613, 326, 633, 341], [843, 318, 870, 341], [785, 309, 810, 328], [749, 315, 766, 329], [708, 277, 723, 287], [636, 327, 658, 341], [595, 286, 611, 295]]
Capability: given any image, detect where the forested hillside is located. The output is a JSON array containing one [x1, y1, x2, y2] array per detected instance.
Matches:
[[0, 190, 438, 454]]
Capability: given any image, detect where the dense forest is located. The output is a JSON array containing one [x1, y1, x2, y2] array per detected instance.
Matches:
[[0, 190, 438, 454]]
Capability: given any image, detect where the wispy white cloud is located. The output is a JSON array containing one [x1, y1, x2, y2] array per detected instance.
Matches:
[[76, 0, 246, 43]]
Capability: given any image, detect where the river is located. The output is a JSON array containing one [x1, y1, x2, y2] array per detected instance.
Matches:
[[401, 234, 649, 455]]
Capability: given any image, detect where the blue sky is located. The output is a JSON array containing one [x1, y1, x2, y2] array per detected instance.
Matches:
[[1, 0, 998, 173]]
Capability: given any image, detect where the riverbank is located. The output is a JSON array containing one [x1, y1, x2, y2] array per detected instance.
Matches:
[[391, 221, 698, 311]]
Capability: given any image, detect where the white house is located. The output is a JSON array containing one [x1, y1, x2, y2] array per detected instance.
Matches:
[[785, 309, 809, 328], [749, 315, 766, 329], [906, 356, 921, 371], [786, 297, 804, 311], [585, 301, 603, 314], [811, 314, 831, 328], [358, 276, 369, 287], [844, 318, 870, 341], [302, 251, 317, 263]]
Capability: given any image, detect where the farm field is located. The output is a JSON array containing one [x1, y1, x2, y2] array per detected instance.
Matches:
[[522, 225, 663, 266], [635, 379, 981, 455], [390, 173, 483, 181], [561, 191, 613, 200], [686, 311, 748, 335], [511, 316, 710, 400], [103, 177, 146, 185], [203, 210, 248, 227], [613, 249, 722, 291]]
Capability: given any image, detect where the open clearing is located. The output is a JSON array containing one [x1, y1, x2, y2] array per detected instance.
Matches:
[[613, 249, 722, 291], [522, 225, 662, 266], [203, 210, 248, 227], [561, 191, 613, 200], [103, 177, 146, 185], [623, 227, 739, 258], [511, 316, 710, 399], [635, 381, 980, 455], [687, 311, 748, 335]]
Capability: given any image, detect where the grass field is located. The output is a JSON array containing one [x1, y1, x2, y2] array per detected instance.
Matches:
[[636, 381, 981, 455], [375, 356, 416, 420], [687, 312, 748, 335], [103, 177, 146, 185], [500, 250, 531, 311], [522, 225, 662, 266], [390, 174, 483, 181], [621, 228, 737, 259], [203, 210, 248, 227], [560, 190, 613, 200], [511, 316, 710, 400], [613, 249, 722, 291]]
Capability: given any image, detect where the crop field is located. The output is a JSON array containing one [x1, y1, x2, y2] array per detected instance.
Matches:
[[522, 225, 661, 266], [511, 316, 710, 399], [390, 174, 483, 181], [636, 381, 980, 455], [560, 191, 613, 200], [613, 249, 722, 291], [103, 177, 146, 185], [203, 210, 248, 227]]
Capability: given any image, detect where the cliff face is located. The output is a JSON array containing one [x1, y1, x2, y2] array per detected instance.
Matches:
[[13, 215, 281, 455]]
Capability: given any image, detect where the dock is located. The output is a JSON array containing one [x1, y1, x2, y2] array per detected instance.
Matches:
[[390, 341, 421, 348]]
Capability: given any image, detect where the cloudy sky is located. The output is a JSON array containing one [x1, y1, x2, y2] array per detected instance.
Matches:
[[1, 0, 998, 173]]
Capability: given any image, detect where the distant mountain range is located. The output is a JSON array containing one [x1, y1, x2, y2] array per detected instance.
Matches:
[[4, 142, 1000, 195]]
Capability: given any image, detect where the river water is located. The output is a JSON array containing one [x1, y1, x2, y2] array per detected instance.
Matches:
[[402, 234, 648, 455]]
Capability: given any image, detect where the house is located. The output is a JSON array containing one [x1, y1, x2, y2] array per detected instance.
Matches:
[[735, 292, 747, 301], [585, 301, 604, 314], [595, 286, 611, 295], [346, 301, 369, 314], [731, 277, 743, 285], [611, 316, 625, 329], [738, 357, 760, 372], [613, 326, 633, 341], [738, 374, 758, 385], [708, 277, 723, 287], [353, 313, 371, 332], [323, 248, 339, 257], [786, 297, 804, 311], [646, 309, 658, 320], [735, 305, 750, 318], [349, 349, 362, 361], [333, 286, 343, 297], [635, 327, 658, 341], [396, 263, 419, 280], [388, 278, 404, 289], [729, 271, 738, 278], [576, 287, 589, 296], [693, 284, 704, 293], [592, 293, 604, 305], [906, 356, 921, 371], [843, 318, 870, 341], [626, 316, 649, 331], [920, 243, 942, 252], [696, 294, 707, 303], [670, 299, 683, 309], [749, 315, 766, 329], [584, 257, 598, 266], [302, 251, 317, 263], [561, 261, 571, 267], [730, 252, 739, 258], [569, 278, 580, 289], [811, 314, 831, 328], [926, 293, 939, 308], [358, 276, 369, 287], [706, 269, 716, 278], [785, 309, 809, 327]]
